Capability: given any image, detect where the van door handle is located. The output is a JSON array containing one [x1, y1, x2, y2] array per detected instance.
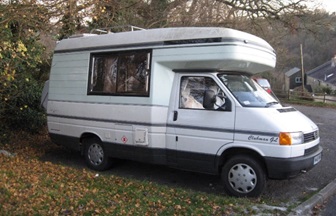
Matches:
[[173, 111, 178, 121]]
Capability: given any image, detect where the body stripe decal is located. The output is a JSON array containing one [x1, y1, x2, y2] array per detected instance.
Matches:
[[48, 114, 278, 137]]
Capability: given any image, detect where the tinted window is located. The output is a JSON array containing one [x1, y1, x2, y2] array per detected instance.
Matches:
[[89, 50, 151, 96]]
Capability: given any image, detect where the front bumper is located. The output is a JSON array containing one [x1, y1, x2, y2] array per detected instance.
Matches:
[[264, 145, 323, 179]]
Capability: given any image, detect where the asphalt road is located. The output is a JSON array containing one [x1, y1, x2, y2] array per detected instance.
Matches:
[[261, 104, 336, 207], [41, 104, 336, 209]]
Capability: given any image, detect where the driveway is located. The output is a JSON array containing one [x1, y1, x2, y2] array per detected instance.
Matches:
[[42, 104, 336, 207]]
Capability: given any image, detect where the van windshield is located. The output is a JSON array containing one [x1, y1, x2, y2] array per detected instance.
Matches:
[[218, 73, 278, 107]]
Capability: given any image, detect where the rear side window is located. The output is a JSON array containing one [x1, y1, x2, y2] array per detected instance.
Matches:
[[88, 50, 151, 96]]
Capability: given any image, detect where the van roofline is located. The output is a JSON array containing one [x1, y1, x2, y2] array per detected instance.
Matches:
[[54, 27, 275, 54]]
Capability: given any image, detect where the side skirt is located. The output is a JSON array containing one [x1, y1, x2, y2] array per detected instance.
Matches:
[[48, 133, 219, 175]]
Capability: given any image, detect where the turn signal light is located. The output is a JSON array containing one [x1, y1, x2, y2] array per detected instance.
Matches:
[[279, 132, 304, 145], [279, 132, 291, 145]]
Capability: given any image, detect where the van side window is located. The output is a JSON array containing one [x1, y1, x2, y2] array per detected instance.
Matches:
[[88, 50, 151, 96], [180, 76, 224, 110]]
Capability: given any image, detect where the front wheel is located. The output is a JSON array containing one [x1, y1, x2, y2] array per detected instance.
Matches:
[[221, 155, 266, 197], [84, 137, 112, 171]]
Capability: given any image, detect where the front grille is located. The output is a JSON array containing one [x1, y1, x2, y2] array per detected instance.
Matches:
[[304, 130, 319, 143], [304, 144, 320, 156]]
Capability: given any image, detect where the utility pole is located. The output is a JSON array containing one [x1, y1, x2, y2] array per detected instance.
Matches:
[[300, 44, 305, 91]]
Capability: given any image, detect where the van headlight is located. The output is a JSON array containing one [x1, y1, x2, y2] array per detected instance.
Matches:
[[279, 132, 304, 145]]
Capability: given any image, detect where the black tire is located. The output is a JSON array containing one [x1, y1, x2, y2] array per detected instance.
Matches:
[[84, 137, 112, 171], [221, 155, 266, 197]]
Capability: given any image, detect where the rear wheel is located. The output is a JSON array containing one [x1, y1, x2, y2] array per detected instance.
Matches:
[[221, 155, 266, 197], [84, 137, 112, 171]]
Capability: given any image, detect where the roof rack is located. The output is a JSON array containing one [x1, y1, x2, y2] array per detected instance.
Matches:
[[90, 25, 145, 34], [68, 33, 97, 38]]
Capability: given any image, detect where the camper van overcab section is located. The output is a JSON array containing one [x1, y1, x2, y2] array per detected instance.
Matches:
[[42, 27, 322, 197]]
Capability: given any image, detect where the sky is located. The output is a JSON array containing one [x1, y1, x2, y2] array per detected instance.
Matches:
[[319, 0, 336, 13]]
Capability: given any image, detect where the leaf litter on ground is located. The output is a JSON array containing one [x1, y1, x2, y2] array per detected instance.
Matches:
[[0, 130, 289, 215]]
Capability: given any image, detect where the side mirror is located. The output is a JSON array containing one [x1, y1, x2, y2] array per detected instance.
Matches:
[[203, 90, 216, 109]]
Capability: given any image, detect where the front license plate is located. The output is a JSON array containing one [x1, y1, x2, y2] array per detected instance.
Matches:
[[313, 154, 322, 165]]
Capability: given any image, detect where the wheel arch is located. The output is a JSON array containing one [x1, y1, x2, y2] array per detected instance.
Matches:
[[80, 132, 103, 154], [217, 147, 267, 175]]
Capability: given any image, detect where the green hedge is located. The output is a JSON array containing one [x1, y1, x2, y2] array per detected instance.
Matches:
[[2, 74, 46, 135]]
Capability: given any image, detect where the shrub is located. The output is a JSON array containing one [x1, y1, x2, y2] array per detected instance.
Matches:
[[0, 19, 48, 139], [2, 74, 46, 133], [321, 86, 333, 95]]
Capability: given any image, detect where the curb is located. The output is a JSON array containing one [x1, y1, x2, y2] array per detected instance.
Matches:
[[288, 178, 336, 215]]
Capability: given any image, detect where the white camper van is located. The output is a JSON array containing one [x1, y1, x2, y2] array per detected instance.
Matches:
[[42, 27, 322, 197]]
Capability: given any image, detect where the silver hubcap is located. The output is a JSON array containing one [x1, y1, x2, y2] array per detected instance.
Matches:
[[228, 163, 257, 194], [88, 144, 104, 165]]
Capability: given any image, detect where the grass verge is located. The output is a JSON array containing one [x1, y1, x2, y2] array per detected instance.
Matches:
[[0, 131, 290, 215]]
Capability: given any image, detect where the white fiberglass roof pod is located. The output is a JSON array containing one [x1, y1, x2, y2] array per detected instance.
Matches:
[[54, 27, 276, 73]]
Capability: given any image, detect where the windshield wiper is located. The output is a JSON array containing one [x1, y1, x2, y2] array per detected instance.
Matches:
[[265, 101, 279, 107]]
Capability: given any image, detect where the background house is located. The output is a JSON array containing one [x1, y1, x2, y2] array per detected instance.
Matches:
[[306, 57, 336, 91], [284, 67, 302, 90]]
